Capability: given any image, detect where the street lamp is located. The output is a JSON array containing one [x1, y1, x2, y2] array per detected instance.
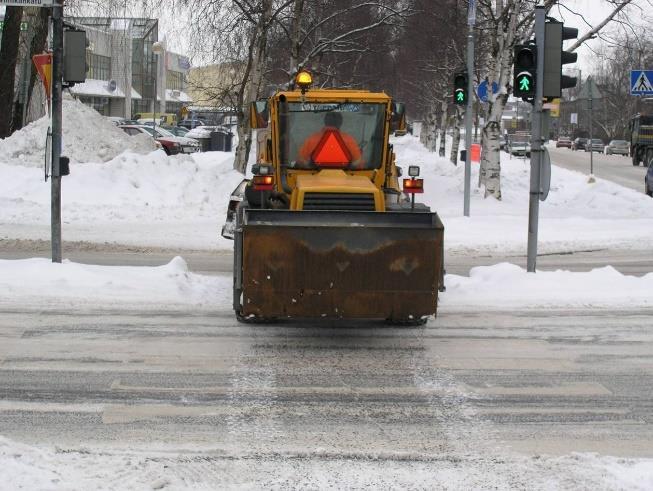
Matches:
[[152, 40, 165, 132]]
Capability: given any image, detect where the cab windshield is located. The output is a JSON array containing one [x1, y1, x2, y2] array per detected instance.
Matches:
[[280, 102, 386, 170]]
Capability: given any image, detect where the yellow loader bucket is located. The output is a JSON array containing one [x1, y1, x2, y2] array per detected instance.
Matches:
[[233, 209, 444, 323]]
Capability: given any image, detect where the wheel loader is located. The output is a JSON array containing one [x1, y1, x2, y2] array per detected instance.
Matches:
[[222, 71, 444, 324]]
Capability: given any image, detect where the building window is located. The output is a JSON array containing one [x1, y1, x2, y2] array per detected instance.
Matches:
[[78, 96, 109, 115], [86, 52, 111, 81], [166, 70, 184, 91]]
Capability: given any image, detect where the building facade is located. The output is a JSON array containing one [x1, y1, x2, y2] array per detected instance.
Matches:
[[67, 17, 192, 119]]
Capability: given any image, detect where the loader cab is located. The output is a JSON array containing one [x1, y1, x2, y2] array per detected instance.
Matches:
[[278, 101, 387, 171]]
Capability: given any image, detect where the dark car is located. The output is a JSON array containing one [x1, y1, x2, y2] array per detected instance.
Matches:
[[178, 119, 206, 130], [571, 137, 588, 151], [556, 137, 572, 148], [584, 138, 605, 153], [646, 159, 653, 197]]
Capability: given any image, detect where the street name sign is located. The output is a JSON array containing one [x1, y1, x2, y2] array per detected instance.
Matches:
[[631, 70, 653, 96], [0, 0, 53, 5]]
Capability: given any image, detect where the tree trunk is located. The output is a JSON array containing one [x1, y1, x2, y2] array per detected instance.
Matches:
[[438, 98, 447, 157], [0, 6, 23, 138], [288, 0, 305, 85], [482, 119, 502, 199], [450, 106, 463, 165], [233, 0, 273, 174], [25, 8, 50, 123], [424, 107, 437, 152]]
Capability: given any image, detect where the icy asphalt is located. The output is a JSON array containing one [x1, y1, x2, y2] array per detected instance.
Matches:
[[1, 296, 653, 488]]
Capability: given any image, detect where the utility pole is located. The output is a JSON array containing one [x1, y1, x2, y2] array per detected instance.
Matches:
[[51, 0, 63, 263], [587, 76, 594, 180], [463, 0, 476, 217], [526, 6, 546, 273]]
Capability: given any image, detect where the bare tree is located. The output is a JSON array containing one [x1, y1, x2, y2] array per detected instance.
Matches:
[[474, 0, 642, 200], [0, 6, 23, 137]]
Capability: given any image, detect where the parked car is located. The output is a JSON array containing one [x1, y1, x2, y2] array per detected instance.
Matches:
[[119, 124, 200, 155], [571, 137, 588, 151], [161, 125, 190, 137], [509, 140, 531, 157], [178, 119, 207, 130], [584, 138, 605, 153], [556, 137, 572, 148], [500, 135, 508, 151], [604, 139, 629, 156], [106, 116, 126, 126], [646, 159, 653, 197]]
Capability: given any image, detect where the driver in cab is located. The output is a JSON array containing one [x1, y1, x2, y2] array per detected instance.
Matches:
[[297, 112, 364, 168]]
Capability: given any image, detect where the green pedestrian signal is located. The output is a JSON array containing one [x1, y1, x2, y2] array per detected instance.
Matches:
[[513, 44, 536, 99], [453, 72, 468, 106]]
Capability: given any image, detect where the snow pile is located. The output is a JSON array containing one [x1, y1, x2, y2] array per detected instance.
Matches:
[[392, 135, 653, 254], [442, 263, 653, 309], [0, 97, 156, 167], [0, 256, 229, 309], [0, 256, 651, 311], [0, 150, 246, 249]]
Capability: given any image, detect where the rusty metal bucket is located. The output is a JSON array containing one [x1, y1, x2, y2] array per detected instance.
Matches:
[[233, 208, 444, 322]]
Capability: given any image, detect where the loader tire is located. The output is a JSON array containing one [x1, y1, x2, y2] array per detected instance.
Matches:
[[385, 316, 428, 326], [236, 311, 278, 324]]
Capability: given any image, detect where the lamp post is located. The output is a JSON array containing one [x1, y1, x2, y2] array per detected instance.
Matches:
[[152, 40, 164, 132]]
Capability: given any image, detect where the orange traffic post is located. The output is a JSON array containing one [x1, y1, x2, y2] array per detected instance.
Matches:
[[470, 143, 481, 163]]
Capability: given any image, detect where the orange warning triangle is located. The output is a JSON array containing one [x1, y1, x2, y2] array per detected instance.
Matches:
[[33, 53, 53, 102], [311, 129, 352, 166]]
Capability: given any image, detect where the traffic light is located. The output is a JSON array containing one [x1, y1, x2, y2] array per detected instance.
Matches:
[[453, 71, 468, 106], [513, 44, 536, 98], [543, 20, 579, 97]]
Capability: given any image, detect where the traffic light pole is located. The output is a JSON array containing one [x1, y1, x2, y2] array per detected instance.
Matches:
[[463, 7, 475, 217], [51, 0, 63, 263], [526, 6, 545, 273]]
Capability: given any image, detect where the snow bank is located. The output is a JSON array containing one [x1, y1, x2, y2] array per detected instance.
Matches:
[[0, 97, 156, 167], [0, 256, 229, 310], [392, 135, 653, 254], [0, 257, 651, 311], [442, 263, 653, 309], [0, 150, 246, 249]]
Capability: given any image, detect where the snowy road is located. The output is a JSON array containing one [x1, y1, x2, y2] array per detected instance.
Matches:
[[547, 146, 648, 193], [1, 305, 653, 488]]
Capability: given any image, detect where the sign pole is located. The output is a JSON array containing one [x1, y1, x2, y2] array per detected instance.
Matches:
[[526, 6, 545, 273], [51, 0, 63, 263], [463, 0, 475, 217]]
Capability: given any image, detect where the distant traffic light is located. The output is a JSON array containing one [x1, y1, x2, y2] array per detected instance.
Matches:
[[453, 71, 468, 106], [513, 44, 536, 99], [543, 20, 579, 97]]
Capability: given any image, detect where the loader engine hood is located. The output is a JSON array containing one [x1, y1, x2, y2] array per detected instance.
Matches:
[[290, 169, 385, 211]]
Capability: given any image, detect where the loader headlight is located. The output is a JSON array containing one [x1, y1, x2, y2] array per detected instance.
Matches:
[[408, 165, 420, 177], [252, 163, 273, 176]]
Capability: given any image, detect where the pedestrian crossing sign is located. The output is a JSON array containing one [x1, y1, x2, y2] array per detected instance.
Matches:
[[631, 70, 653, 96]]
